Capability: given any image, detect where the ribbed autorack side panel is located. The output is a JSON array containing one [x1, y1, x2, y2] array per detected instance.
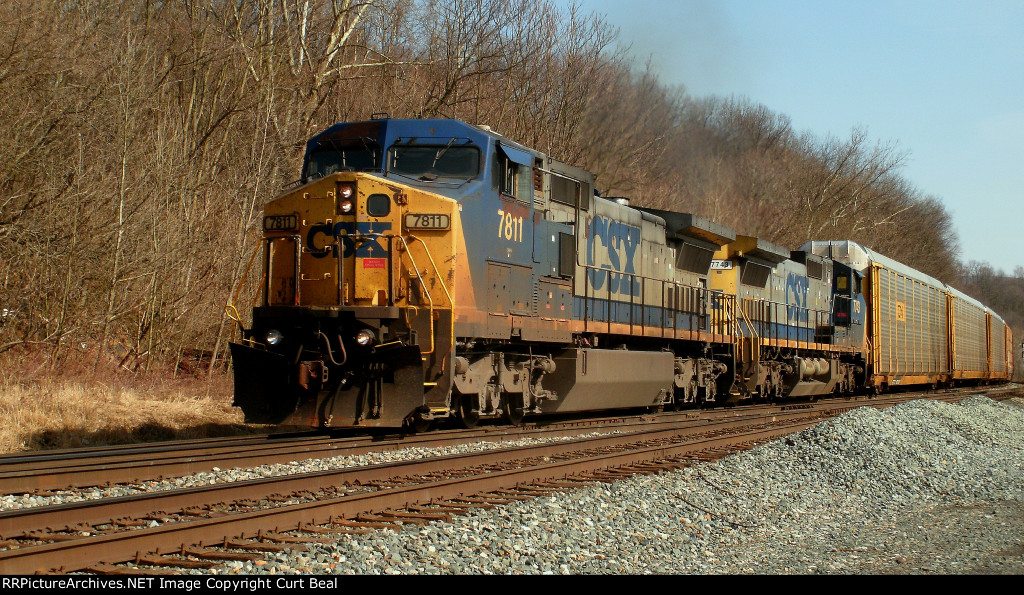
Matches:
[[874, 264, 948, 376], [951, 293, 987, 375], [989, 314, 1008, 375]]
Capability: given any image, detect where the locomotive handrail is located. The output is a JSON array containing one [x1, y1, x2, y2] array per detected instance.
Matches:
[[405, 233, 456, 364], [224, 304, 243, 330], [578, 264, 732, 339], [391, 234, 435, 356], [224, 240, 264, 332], [738, 296, 834, 349], [735, 299, 761, 360], [347, 231, 453, 363], [404, 234, 454, 308]]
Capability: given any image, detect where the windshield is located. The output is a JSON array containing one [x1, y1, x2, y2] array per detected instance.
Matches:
[[304, 138, 381, 179], [387, 144, 480, 181]]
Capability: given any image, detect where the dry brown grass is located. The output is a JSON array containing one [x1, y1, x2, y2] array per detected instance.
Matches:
[[0, 349, 264, 454]]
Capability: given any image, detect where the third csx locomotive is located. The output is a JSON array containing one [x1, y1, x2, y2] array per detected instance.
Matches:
[[228, 118, 1013, 429]]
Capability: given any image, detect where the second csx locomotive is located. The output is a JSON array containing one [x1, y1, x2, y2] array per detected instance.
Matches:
[[228, 118, 1013, 429]]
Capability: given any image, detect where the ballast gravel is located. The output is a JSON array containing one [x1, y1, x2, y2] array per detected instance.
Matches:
[[222, 396, 1024, 574], [0, 431, 622, 510]]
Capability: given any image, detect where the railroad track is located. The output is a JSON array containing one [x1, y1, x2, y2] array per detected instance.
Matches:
[[0, 399, 865, 496], [5, 385, 1010, 497], [0, 384, 1017, 574]]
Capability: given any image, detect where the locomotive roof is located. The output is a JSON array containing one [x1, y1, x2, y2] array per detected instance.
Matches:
[[306, 118, 534, 157], [636, 208, 736, 247], [726, 235, 791, 265]]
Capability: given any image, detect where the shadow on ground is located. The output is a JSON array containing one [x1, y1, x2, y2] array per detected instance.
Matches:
[[23, 421, 272, 451]]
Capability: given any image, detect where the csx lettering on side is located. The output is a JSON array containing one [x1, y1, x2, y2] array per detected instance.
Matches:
[[586, 216, 640, 294]]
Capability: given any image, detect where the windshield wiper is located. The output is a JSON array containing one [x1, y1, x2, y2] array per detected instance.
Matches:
[[432, 138, 457, 167]]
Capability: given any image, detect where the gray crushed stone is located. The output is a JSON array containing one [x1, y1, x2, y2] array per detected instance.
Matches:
[[211, 396, 1024, 574], [0, 431, 620, 511]]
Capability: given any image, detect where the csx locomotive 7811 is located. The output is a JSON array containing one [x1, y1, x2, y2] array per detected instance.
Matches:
[[228, 118, 1013, 429]]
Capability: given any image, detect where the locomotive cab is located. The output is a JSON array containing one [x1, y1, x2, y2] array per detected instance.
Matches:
[[830, 261, 866, 349]]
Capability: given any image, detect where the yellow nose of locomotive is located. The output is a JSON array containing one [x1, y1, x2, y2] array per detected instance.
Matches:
[[262, 173, 457, 311], [233, 172, 459, 428]]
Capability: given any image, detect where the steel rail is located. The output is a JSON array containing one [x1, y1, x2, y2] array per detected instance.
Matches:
[[0, 384, 1013, 496], [0, 402, 856, 495], [0, 417, 823, 574], [1, 384, 1016, 574], [0, 409, 832, 539]]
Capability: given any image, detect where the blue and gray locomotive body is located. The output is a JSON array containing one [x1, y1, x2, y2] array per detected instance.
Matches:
[[228, 118, 1012, 429]]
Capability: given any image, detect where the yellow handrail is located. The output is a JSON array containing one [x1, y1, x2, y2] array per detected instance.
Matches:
[[225, 241, 263, 333], [736, 298, 761, 343], [402, 233, 456, 364], [394, 235, 435, 355]]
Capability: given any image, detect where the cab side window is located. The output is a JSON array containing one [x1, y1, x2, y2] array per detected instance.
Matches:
[[501, 156, 518, 197], [496, 144, 534, 203]]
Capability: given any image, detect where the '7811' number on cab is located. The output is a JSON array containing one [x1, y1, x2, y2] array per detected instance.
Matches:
[[497, 209, 524, 243]]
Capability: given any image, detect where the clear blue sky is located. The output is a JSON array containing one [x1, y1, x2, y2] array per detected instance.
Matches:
[[568, 0, 1024, 274]]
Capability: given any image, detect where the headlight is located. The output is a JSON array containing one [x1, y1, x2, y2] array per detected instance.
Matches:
[[265, 329, 284, 345], [338, 183, 356, 214], [355, 329, 375, 346]]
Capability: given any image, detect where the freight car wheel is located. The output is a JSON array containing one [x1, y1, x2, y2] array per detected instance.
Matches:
[[668, 393, 684, 411], [457, 394, 480, 428], [500, 393, 525, 426]]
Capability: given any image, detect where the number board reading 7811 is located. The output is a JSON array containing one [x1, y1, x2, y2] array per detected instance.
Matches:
[[404, 213, 450, 230], [264, 214, 298, 231]]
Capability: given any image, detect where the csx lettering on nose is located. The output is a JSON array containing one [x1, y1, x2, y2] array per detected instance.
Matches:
[[306, 222, 392, 258]]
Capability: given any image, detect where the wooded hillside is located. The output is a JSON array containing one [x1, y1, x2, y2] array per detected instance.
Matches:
[[0, 0, 1014, 378]]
